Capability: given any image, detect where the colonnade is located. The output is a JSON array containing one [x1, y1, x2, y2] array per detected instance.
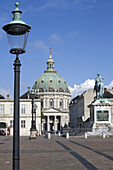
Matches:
[[43, 115, 61, 132]]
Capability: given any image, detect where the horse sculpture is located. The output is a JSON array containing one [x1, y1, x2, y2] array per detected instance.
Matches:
[[94, 73, 104, 99]]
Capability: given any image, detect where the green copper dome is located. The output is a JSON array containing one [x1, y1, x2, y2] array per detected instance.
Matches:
[[32, 51, 70, 93]]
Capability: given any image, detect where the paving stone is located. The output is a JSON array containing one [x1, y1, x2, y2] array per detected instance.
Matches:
[[0, 136, 113, 170]]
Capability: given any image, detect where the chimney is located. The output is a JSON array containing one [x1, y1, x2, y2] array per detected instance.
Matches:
[[27, 87, 30, 99], [27, 87, 30, 92]]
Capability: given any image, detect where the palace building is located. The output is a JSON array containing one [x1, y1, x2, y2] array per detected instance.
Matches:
[[0, 51, 71, 135], [69, 88, 113, 136], [0, 94, 41, 136]]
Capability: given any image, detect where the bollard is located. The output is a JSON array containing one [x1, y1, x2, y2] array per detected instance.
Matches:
[[84, 133, 87, 139], [66, 133, 69, 139], [102, 132, 106, 139], [47, 133, 51, 139], [6, 128, 7, 136], [58, 131, 60, 137]]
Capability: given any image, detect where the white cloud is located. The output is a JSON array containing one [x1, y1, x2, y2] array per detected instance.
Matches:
[[107, 81, 113, 89], [0, 88, 11, 99], [69, 79, 113, 99], [49, 34, 65, 45], [68, 30, 79, 37], [42, 0, 97, 10], [31, 40, 49, 52], [36, 0, 69, 11], [69, 79, 95, 98], [26, 0, 97, 14]]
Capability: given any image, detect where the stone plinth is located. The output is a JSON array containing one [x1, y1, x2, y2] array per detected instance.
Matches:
[[88, 99, 113, 137], [29, 129, 37, 139]]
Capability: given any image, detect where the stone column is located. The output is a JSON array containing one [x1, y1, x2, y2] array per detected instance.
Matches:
[[43, 98, 45, 108], [54, 116, 57, 134], [56, 98, 58, 108], [64, 99, 66, 109], [47, 116, 50, 131], [47, 98, 49, 108], [53, 97, 56, 108], [45, 98, 47, 108], [60, 116, 64, 128], [59, 116, 61, 130], [57, 98, 59, 109]]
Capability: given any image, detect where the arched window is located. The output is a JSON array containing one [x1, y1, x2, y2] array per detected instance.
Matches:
[[50, 98, 54, 107], [60, 99, 63, 108]]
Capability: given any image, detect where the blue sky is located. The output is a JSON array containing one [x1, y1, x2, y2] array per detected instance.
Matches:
[[0, 0, 113, 98]]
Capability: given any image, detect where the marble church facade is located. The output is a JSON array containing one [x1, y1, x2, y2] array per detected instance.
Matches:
[[32, 51, 71, 133]]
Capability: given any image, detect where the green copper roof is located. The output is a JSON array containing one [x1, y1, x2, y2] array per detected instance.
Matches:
[[9, 2, 26, 25], [32, 52, 70, 93], [32, 72, 70, 93], [3, 2, 31, 32]]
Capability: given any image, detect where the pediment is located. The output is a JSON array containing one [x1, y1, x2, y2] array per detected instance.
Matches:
[[44, 108, 60, 113]]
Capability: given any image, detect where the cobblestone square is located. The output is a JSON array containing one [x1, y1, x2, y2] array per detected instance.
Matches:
[[0, 136, 113, 170]]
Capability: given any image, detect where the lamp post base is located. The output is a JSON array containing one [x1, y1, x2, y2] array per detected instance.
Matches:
[[29, 129, 37, 139]]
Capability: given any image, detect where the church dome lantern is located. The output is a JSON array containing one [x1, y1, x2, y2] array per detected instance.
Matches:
[[32, 49, 70, 93]]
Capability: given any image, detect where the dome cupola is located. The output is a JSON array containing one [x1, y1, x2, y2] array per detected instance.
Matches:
[[32, 50, 70, 93], [46, 48, 55, 72]]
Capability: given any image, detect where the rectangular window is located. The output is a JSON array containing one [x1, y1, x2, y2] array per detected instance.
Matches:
[[10, 120, 14, 128], [21, 120, 25, 128], [0, 105, 4, 114], [21, 104, 26, 114], [10, 104, 14, 114]]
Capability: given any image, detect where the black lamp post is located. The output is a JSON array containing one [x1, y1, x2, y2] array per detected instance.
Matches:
[[2, 2, 31, 170], [29, 89, 37, 139]]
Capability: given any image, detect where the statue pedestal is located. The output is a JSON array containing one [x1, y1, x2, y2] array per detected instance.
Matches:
[[92, 123, 110, 132], [29, 129, 37, 139], [88, 99, 113, 137]]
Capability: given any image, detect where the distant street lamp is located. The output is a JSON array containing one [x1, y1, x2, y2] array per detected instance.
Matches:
[[29, 89, 38, 139], [2, 2, 31, 170]]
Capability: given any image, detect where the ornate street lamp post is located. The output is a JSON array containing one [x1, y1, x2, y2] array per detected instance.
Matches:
[[2, 2, 31, 170], [29, 89, 38, 139]]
